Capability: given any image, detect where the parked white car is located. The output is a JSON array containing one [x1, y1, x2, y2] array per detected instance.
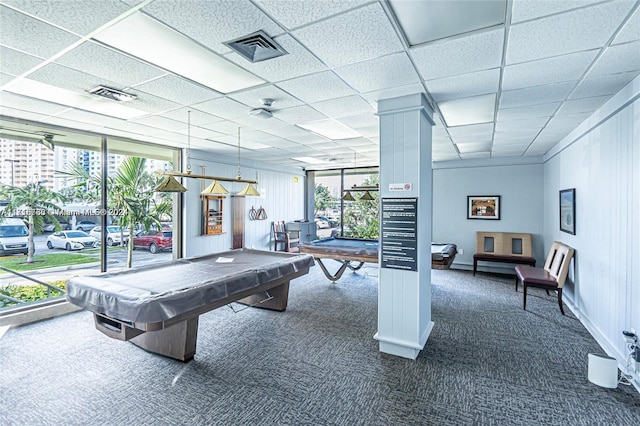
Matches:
[[89, 226, 129, 246], [46, 230, 98, 251]]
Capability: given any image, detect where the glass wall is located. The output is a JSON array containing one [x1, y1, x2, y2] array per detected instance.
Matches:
[[312, 166, 379, 239]]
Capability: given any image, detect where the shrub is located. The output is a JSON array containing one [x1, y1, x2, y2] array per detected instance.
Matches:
[[0, 280, 66, 308]]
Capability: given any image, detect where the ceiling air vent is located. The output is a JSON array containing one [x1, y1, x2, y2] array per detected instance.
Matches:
[[224, 30, 288, 63], [87, 85, 137, 102]]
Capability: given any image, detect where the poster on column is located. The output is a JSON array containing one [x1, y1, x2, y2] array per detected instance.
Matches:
[[381, 198, 418, 272]]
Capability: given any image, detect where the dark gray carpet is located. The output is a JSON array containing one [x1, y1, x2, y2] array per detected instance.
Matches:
[[1, 265, 639, 425]]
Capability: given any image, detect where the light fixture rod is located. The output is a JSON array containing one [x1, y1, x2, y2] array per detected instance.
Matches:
[[164, 171, 258, 185]]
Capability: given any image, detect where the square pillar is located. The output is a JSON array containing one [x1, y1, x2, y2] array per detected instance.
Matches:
[[374, 93, 434, 359]]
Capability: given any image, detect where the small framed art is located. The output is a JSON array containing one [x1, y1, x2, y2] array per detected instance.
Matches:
[[559, 188, 576, 235], [467, 195, 500, 220]]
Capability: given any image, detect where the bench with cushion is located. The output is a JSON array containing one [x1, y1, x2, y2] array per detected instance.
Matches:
[[515, 241, 574, 315], [473, 232, 536, 275]]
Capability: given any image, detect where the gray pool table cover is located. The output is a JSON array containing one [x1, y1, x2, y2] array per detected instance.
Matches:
[[66, 249, 314, 324]]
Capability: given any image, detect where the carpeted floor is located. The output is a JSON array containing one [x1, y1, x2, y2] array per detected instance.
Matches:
[[1, 264, 639, 425]]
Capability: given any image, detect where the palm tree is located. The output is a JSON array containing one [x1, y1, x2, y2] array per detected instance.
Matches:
[[0, 182, 66, 263], [61, 157, 169, 268]]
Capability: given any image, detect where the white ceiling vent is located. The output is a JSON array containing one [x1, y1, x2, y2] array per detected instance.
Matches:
[[87, 85, 137, 102], [224, 30, 288, 63]]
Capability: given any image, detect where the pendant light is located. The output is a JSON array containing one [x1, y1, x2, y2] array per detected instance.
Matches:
[[360, 190, 375, 201], [235, 127, 260, 196]]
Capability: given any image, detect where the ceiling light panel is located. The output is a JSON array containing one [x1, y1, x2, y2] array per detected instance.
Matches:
[[411, 29, 504, 81], [293, 3, 404, 68], [335, 52, 421, 94], [426, 68, 500, 102], [292, 156, 325, 165], [6, 78, 149, 119], [455, 141, 492, 153], [438, 94, 496, 127], [298, 119, 361, 140], [389, 0, 506, 45], [506, 1, 635, 64], [93, 12, 264, 94]]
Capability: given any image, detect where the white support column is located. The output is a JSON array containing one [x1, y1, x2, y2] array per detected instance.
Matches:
[[374, 93, 434, 359]]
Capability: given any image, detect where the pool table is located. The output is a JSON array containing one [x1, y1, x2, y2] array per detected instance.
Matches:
[[300, 237, 457, 281], [66, 249, 314, 361]]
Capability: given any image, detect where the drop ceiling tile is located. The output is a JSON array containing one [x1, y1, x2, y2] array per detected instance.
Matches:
[[497, 102, 560, 120], [255, 0, 370, 29], [502, 50, 598, 91], [200, 119, 244, 135], [0, 92, 70, 115], [499, 81, 575, 109], [426, 68, 500, 102], [361, 83, 426, 105], [290, 133, 331, 145], [0, 5, 80, 58], [56, 41, 165, 87], [224, 34, 326, 83], [492, 134, 536, 144], [275, 105, 328, 125], [336, 113, 379, 129], [229, 85, 303, 110], [335, 52, 421, 94], [570, 71, 639, 99], [277, 71, 355, 104], [132, 75, 222, 106], [460, 152, 491, 159], [588, 41, 640, 77], [0, 46, 45, 76], [129, 115, 186, 132], [54, 109, 128, 129], [547, 112, 591, 127], [161, 108, 224, 126], [494, 128, 540, 140], [411, 29, 504, 81], [311, 96, 374, 118], [506, 1, 635, 64], [447, 122, 494, 138], [0, 72, 14, 85], [555, 96, 610, 115], [142, 1, 284, 55], [612, 7, 640, 45], [2, 0, 131, 36], [495, 116, 549, 131], [293, 3, 403, 68], [0, 106, 50, 122], [455, 141, 492, 153], [191, 97, 250, 120], [510, 0, 601, 24]]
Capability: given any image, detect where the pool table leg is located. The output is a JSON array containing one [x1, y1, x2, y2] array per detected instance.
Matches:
[[237, 282, 290, 311], [130, 317, 199, 362], [315, 258, 351, 282]]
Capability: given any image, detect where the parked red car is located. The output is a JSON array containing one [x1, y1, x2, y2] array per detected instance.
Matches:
[[132, 230, 172, 254]]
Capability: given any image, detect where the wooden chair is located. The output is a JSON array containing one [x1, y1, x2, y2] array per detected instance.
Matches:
[[515, 241, 574, 315], [272, 221, 300, 252]]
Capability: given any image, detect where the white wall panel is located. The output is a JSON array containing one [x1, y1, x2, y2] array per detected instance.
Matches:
[[183, 152, 305, 257], [543, 75, 639, 380]]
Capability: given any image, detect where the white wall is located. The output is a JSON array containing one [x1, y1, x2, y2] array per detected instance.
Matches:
[[183, 150, 305, 257], [542, 75, 640, 381], [432, 160, 545, 271]]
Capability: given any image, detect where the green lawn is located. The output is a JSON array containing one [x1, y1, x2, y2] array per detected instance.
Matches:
[[0, 253, 98, 274]]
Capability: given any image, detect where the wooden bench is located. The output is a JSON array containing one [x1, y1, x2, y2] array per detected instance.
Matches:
[[473, 232, 536, 276], [515, 241, 574, 315]]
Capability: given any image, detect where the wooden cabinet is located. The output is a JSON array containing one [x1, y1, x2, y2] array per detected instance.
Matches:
[[202, 195, 224, 235]]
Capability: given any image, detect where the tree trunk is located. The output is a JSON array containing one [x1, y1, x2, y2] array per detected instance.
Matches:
[[127, 224, 134, 268], [27, 215, 35, 263]]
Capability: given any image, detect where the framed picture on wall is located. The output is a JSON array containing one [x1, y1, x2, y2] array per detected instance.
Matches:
[[559, 188, 576, 235], [467, 195, 501, 220]]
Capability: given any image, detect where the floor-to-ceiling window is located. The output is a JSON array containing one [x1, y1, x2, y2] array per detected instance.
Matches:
[[312, 166, 379, 239]]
